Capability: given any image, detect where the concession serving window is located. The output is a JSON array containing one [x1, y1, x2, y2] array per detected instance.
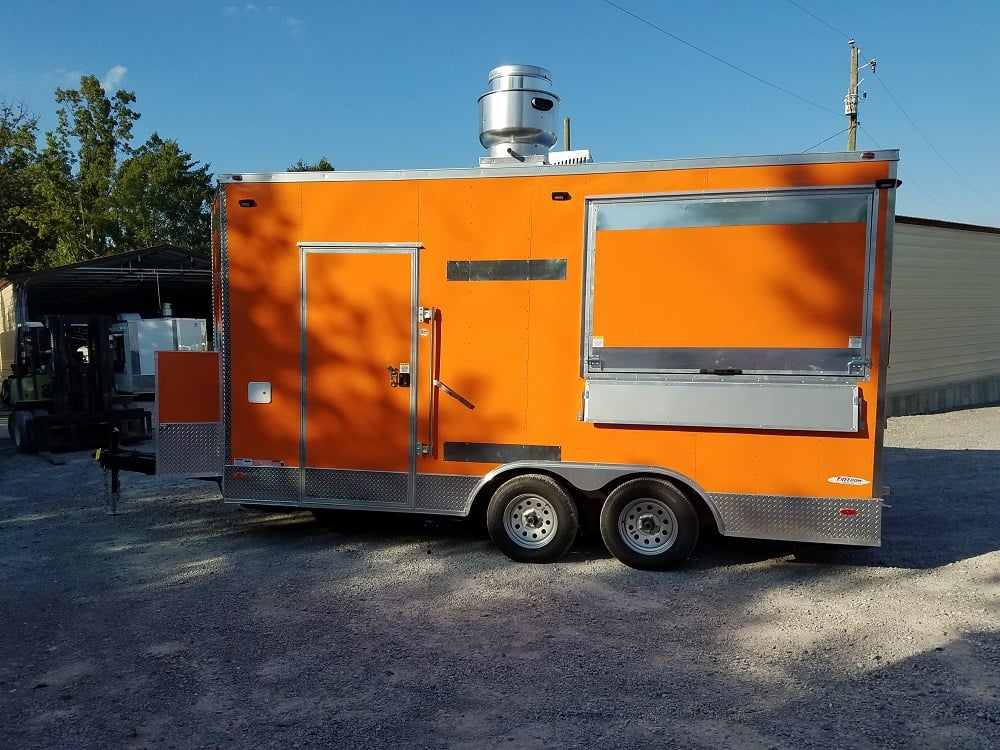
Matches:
[[581, 188, 881, 432]]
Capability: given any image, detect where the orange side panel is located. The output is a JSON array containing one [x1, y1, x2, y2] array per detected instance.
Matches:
[[225, 183, 304, 466], [592, 223, 868, 349], [692, 427, 877, 498], [299, 181, 419, 241], [417, 177, 534, 466], [156, 351, 220, 424]]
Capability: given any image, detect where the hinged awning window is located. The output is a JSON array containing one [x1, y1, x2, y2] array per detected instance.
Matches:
[[583, 188, 878, 378]]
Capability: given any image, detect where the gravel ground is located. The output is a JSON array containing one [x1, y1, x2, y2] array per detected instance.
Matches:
[[0, 407, 997, 749]]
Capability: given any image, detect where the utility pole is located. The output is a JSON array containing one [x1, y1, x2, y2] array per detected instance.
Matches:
[[845, 40, 860, 151]]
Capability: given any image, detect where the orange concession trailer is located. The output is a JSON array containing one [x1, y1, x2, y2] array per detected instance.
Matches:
[[156, 145, 899, 570]]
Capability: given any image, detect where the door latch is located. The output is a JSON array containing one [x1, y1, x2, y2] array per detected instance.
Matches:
[[386, 364, 410, 388]]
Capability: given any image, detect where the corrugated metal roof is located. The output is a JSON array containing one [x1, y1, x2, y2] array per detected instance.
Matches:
[[897, 215, 1000, 235], [1, 245, 211, 320]]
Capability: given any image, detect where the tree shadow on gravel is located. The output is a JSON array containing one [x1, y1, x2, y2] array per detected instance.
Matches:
[[706, 630, 1000, 750], [234, 508, 781, 573], [230, 506, 494, 557], [4, 443, 998, 750]]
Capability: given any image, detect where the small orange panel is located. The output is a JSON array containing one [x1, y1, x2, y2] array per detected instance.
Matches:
[[156, 351, 220, 423]]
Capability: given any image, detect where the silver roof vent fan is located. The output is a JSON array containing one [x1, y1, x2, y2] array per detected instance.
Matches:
[[478, 65, 560, 166]]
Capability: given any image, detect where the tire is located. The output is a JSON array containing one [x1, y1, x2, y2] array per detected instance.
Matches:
[[10, 411, 35, 454], [486, 474, 580, 564], [599, 477, 698, 570]]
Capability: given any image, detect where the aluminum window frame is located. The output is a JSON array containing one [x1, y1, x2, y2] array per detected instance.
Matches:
[[581, 186, 880, 381]]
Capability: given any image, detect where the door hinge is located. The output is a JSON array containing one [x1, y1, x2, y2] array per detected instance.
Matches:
[[848, 357, 871, 374]]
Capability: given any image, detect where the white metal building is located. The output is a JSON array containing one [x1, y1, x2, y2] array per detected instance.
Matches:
[[887, 216, 1000, 415]]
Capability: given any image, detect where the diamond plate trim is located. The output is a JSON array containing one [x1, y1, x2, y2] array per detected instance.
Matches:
[[305, 469, 408, 506], [415, 474, 479, 514], [157, 422, 222, 476], [225, 467, 480, 514], [224, 466, 299, 502], [711, 493, 881, 545]]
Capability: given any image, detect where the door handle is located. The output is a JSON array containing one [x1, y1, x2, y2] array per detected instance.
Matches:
[[419, 306, 438, 457], [386, 365, 399, 388]]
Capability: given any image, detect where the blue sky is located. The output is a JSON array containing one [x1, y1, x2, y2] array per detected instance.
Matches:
[[2, 0, 997, 226]]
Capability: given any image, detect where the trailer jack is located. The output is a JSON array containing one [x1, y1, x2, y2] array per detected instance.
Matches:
[[95, 428, 155, 514], [95, 428, 222, 513]]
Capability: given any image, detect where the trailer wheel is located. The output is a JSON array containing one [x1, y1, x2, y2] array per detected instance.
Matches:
[[486, 474, 579, 564], [10, 411, 35, 454], [600, 478, 698, 570]]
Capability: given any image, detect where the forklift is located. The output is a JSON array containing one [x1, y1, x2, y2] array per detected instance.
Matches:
[[3, 316, 151, 453]]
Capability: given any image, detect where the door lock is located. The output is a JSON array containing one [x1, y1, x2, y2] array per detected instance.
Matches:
[[386, 364, 410, 388]]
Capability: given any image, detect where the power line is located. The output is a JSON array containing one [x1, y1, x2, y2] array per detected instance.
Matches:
[[803, 128, 848, 153], [858, 125, 961, 221], [784, 0, 852, 40], [597, 0, 841, 117], [783, 0, 996, 214], [857, 124, 884, 150], [860, 54, 997, 210]]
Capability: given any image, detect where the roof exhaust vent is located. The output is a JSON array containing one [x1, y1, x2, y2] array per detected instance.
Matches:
[[479, 65, 560, 167]]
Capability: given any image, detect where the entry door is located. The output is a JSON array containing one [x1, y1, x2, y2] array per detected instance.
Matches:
[[301, 243, 419, 504]]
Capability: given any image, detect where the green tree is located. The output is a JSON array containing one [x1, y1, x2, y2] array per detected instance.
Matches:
[[114, 133, 213, 254], [20, 129, 82, 268], [0, 100, 51, 273], [32, 75, 141, 260], [288, 156, 334, 172], [15, 74, 214, 267]]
